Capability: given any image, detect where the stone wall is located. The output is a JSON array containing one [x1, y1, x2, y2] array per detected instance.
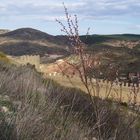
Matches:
[[14, 55, 40, 70]]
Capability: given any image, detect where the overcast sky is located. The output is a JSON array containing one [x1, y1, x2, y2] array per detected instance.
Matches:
[[0, 0, 140, 35]]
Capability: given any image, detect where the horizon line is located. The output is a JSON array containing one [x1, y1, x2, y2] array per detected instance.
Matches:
[[0, 27, 140, 36]]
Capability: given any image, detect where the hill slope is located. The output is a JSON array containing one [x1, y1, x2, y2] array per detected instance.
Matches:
[[0, 28, 69, 56], [80, 34, 140, 47], [0, 28, 54, 40], [0, 27, 140, 58]]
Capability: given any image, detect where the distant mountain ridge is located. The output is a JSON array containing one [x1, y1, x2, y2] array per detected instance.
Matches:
[[0, 28, 70, 45], [80, 34, 140, 45], [0, 27, 140, 56], [0, 28, 70, 56], [0, 28, 56, 41]]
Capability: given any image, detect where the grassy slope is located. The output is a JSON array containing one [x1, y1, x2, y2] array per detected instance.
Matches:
[[47, 74, 140, 103], [0, 61, 140, 140]]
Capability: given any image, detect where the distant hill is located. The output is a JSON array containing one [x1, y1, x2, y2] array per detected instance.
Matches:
[[0, 27, 140, 58], [0, 28, 69, 56], [0, 28, 69, 45], [80, 34, 140, 45], [0, 28, 54, 40], [0, 27, 140, 72]]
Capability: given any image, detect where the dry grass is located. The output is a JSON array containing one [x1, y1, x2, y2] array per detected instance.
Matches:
[[0, 62, 140, 140], [46, 75, 140, 104]]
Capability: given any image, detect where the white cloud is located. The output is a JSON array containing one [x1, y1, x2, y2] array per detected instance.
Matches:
[[0, 0, 140, 34], [0, 0, 140, 19]]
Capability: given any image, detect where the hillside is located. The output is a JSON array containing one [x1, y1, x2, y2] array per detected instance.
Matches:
[[0, 28, 56, 41], [0, 41, 68, 56], [0, 28, 70, 46], [0, 60, 140, 140], [0, 28, 140, 56], [0, 28, 69, 56], [0, 28, 140, 72], [80, 34, 140, 45], [80, 34, 140, 73]]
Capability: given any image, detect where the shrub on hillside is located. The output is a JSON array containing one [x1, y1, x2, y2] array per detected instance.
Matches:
[[0, 62, 140, 140]]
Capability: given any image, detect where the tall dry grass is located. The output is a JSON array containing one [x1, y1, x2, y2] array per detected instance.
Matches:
[[0, 58, 140, 140]]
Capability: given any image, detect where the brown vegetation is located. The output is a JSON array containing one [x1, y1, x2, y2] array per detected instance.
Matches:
[[55, 4, 140, 140]]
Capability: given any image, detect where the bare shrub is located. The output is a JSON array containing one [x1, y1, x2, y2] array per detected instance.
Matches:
[[56, 3, 140, 140]]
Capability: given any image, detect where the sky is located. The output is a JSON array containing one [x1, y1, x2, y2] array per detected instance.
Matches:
[[0, 0, 140, 35]]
